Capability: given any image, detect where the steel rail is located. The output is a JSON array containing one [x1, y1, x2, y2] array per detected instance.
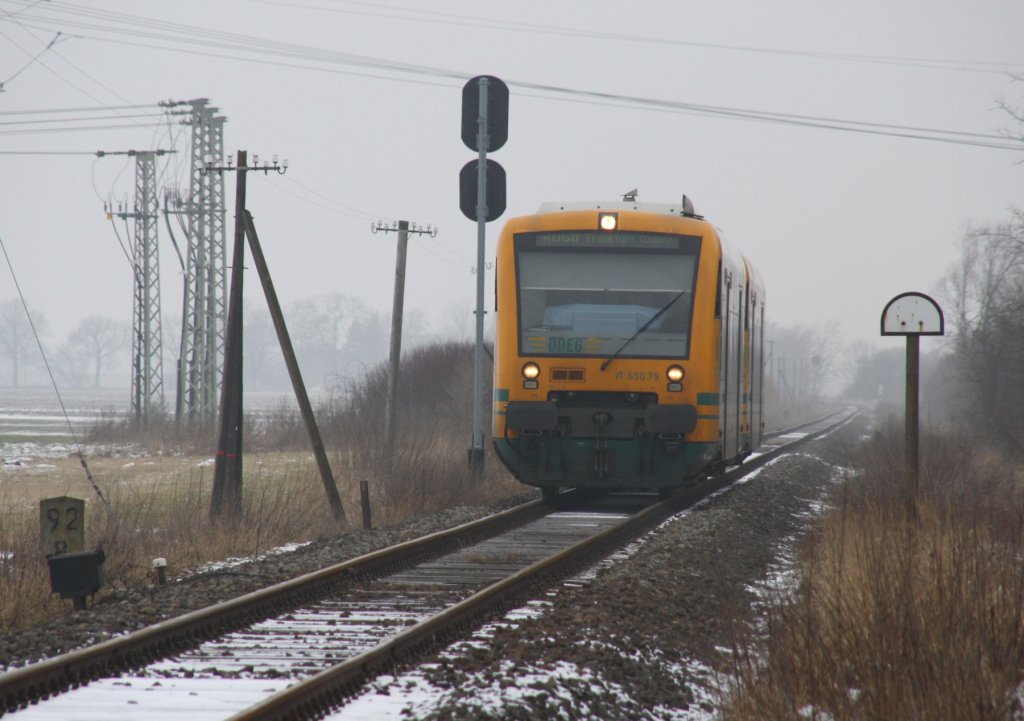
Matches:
[[1, 407, 857, 718], [228, 407, 859, 721], [0, 497, 553, 715], [764, 405, 853, 440]]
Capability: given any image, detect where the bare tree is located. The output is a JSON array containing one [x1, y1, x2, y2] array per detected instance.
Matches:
[[289, 293, 357, 379], [997, 74, 1024, 151], [344, 309, 388, 368], [242, 304, 289, 390], [287, 293, 386, 388], [841, 346, 908, 402], [767, 322, 838, 402], [0, 298, 45, 387], [928, 86, 1024, 446], [938, 214, 1024, 451], [62, 315, 129, 388]]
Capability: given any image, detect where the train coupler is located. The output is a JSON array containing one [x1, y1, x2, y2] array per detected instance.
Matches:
[[588, 447, 615, 478], [660, 435, 683, 456]]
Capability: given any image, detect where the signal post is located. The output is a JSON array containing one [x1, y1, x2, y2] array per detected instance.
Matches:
[[460, 74, 509, 470]]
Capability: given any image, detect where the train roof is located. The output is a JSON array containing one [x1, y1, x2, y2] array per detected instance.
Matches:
[[537, 196, 703, 220]]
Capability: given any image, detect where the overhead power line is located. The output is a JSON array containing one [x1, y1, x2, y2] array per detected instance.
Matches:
[[511, 81, 1024, 151], [0, 122, 167, 135], [12, 0, 1024, 75], [0, 149, 100, 155], [1, 2, 1020, 152], [0, 28, 61, 90], [245, 0, 1024, 75], [0, 112, 163, 126], [0, 230, 111, 510], [0, 102, 161, 115]]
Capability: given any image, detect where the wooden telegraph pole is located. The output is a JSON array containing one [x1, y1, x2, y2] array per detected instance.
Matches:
[[209, 150, 248, 520], [371, 220, 438, 462], [205, 151, 344, 522]]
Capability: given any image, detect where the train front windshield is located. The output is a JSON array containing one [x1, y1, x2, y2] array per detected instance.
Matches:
[[514, 230, 701, 359]]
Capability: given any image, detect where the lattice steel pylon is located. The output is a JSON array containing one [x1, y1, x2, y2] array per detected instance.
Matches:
[[130, 151, 164, 422], [178, 99, 227, 422]]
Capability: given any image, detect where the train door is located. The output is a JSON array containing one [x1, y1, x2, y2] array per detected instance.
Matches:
[[744, 259, 766, 452], [733, 284, 744, 454], [746, 289, 757, 451], [719, 268, 730, 461], [721, 272, 740, 461], [751, 302, 764, 448]]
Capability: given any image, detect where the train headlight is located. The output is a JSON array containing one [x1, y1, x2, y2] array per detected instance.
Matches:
[[598, 212, 618, 231], [667, 364, 684, 392], [522, 362, 540, 389]]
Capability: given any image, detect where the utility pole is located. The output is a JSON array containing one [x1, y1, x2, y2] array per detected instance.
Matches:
[[161, 188, 191, 427], [98, 148, 174, 425], [204, 152, 347, 525], [372, 220, 438, 461], [205, 151, 343, 522], [207, 149, 248, 520], [244, 209, 345, 520], [160, 98, 228, 424]]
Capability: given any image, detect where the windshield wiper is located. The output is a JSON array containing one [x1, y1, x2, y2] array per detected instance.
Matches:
[[600, 289, 690, 371]]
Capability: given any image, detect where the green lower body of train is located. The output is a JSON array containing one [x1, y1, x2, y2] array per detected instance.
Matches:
[[493, 395, 720, 491], [493, 435, 719, 491]]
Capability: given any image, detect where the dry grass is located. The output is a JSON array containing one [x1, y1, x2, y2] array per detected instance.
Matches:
[[724, 426, 1024, 720], [0, 342, 524, 630]]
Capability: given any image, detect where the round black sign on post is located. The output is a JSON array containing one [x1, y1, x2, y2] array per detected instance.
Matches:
[[461, 75, 509, 152], [459, 159, 506, 222], [881, 291, 944, 521]]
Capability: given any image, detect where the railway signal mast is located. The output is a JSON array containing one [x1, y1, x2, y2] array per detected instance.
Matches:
[[460, 74, 509, 470]]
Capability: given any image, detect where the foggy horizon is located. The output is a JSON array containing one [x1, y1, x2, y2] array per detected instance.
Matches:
[[0, 0, 1020, 378]]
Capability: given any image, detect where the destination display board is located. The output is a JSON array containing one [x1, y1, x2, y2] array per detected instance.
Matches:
[[533, 231, 686, 250]]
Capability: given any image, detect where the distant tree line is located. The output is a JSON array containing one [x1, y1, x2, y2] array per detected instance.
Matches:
[[937, 210, 1024, 453], [840, 209, 1024, 452], [0, 292, 474, 396]]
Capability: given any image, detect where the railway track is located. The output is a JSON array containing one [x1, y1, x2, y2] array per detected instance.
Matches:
[[1, 407, 857, 721]]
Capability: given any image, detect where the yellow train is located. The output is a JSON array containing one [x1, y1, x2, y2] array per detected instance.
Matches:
[[492, 196, 765, 495]]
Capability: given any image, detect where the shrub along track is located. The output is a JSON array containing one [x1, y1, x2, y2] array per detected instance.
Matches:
[[0, 409, 856, 720]]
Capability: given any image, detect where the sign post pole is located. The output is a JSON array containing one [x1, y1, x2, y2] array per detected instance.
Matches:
[[880, 291, 944, 520], [460, 75, 509, 471], [470, 77, 489, 471], [904, 333, 920, 517]]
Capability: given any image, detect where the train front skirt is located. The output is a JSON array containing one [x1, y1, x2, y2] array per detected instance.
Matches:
[[493, 398, 718, 489]]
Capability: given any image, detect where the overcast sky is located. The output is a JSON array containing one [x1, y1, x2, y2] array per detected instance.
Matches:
[[0, 0, 1021, 357]]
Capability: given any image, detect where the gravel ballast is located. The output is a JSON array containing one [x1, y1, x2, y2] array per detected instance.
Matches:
[[0, 492, 538, 671], [365, 418, 865, 720], [2, 416, 865, 721]]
